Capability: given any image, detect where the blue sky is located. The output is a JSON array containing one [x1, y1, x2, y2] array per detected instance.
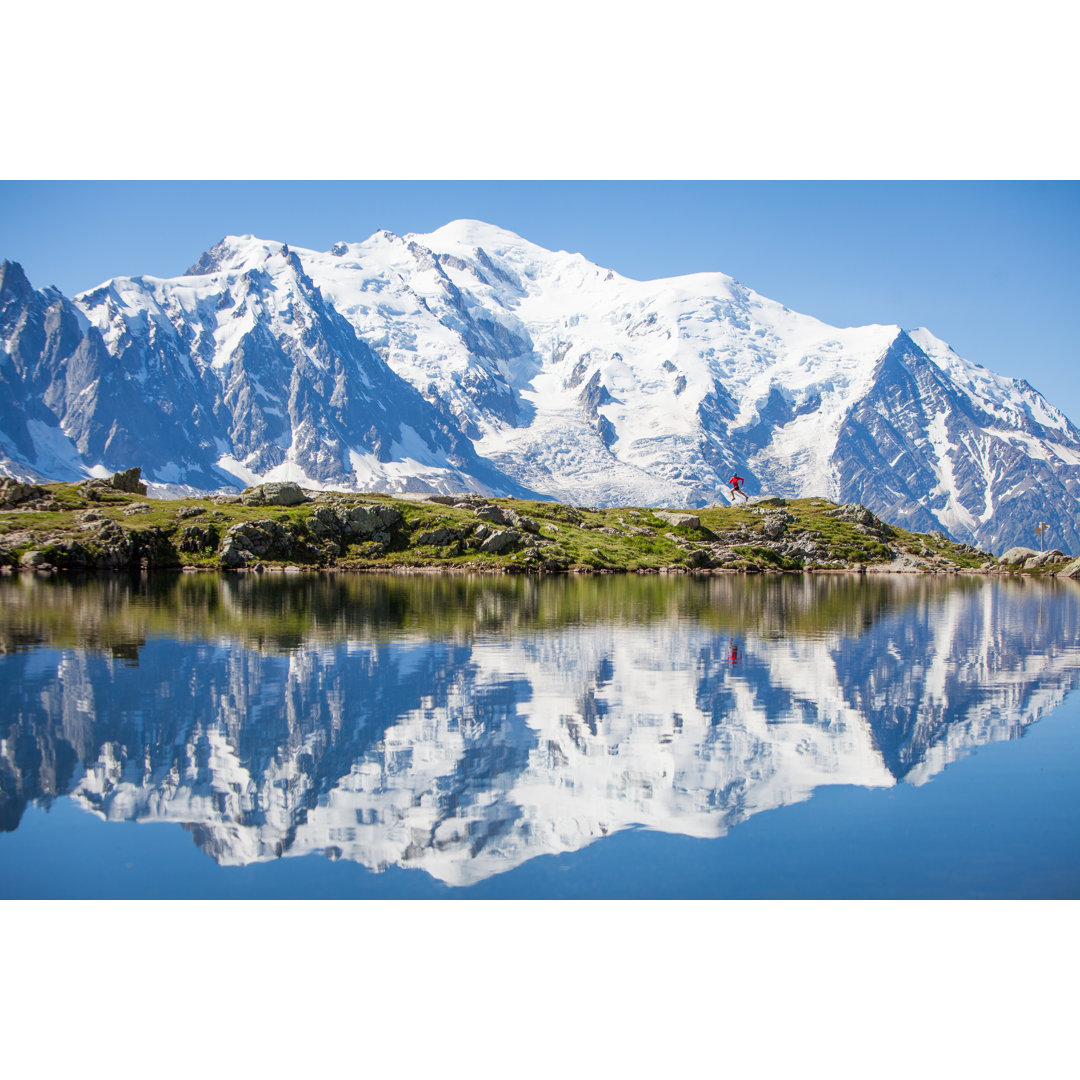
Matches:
[[2, 179, 1078, 422]]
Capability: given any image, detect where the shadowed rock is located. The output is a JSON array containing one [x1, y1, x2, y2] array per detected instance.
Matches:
[[109, 467, 147, 495]]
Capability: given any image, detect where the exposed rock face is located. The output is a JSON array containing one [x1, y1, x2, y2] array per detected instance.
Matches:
[[219, 520, 315, 567], [831, 332, 1080, 554], [0, 254, 536, 498], [177, 524, 219, 553], [218, 502, 404, 566]]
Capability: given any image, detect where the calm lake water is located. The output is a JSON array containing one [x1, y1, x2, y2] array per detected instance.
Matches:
[[1, 571, 1078, 898]]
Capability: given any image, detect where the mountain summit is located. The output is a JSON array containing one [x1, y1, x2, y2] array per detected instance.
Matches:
[[2, 224, 1078, 553]]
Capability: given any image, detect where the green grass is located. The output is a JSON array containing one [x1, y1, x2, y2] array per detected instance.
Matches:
[[0, 485, 1015, 574]]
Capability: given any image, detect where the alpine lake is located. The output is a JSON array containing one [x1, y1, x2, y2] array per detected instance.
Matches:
[[1, 569, 1078, 899]]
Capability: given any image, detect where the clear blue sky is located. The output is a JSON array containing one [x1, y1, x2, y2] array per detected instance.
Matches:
[[2, 180, 1077, 424]]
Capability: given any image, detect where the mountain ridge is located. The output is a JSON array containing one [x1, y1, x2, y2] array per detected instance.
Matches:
[[3, 222, 1078, 554]]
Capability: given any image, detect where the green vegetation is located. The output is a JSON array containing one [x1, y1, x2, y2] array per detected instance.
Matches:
[[0, 481, 1051, 577]]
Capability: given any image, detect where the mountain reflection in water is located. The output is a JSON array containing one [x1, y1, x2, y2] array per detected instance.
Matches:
[[2, 573, 1078, 887]]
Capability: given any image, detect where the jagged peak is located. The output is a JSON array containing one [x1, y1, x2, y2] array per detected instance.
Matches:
[[0, 258, 34, 303]]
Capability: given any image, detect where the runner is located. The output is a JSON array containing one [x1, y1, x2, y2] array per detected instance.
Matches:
[[728, 473, 746, 501]]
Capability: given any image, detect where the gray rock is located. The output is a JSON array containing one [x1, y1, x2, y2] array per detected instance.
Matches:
[[416, 527, 454, 546], [479, 529, 521, 553], [999, 546, 1039, 566], [177, 525, 219, 554], [0, 478, 47, 508], [761, 513, 792, 540], [474, 505, 509, 525], [788, 540, 821, 559], [240, 482, 308, 507], [1057, 556, 1080, 579], [337, 503, 401, 538], [219, 519, 297, 567], [109, 467, 147, 495], [655, 511, 700, 529], [826, 504, 891, 532], [1023, 549, 1067, 568], [85, 522, 136, 567]]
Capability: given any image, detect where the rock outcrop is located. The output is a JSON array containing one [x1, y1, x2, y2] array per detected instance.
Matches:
[[239, 482, 308, 507]]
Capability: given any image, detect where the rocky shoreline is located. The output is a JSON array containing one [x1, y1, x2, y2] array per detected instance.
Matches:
[[2, 472, 1078, 580]]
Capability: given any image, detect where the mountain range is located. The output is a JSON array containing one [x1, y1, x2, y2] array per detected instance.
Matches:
[[3, 219, 1078, 553]]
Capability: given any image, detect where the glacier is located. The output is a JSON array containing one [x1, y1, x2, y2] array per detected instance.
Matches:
[[3, 220, 1079, 553]]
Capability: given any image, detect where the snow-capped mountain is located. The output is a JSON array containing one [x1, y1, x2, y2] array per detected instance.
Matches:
[[3, 576, 1078, 884], [3, 220, 1079, 551]]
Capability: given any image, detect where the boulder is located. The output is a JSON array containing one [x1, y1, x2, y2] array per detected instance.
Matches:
[[415, 524, 471, 546], [479, 529, 521, 554], [240, 482, 308, 507], [219, 519, 318, 566], [109, 467, 148, 495], [761, 513, 792, 540], [1056, 556, 1080, 579], [655, 511, 700, 529], [335, 503, 402, 541], [416, 527, 454, 546], [474, 505, 509, 526], [999, 546, 1039, 566], [506, 510, 540, 533]]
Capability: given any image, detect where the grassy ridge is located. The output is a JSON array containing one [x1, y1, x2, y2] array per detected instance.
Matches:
[[0, 480, 1011, 575]]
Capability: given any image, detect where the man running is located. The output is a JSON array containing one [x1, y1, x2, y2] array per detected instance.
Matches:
[[729, 473, 746, 501]]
